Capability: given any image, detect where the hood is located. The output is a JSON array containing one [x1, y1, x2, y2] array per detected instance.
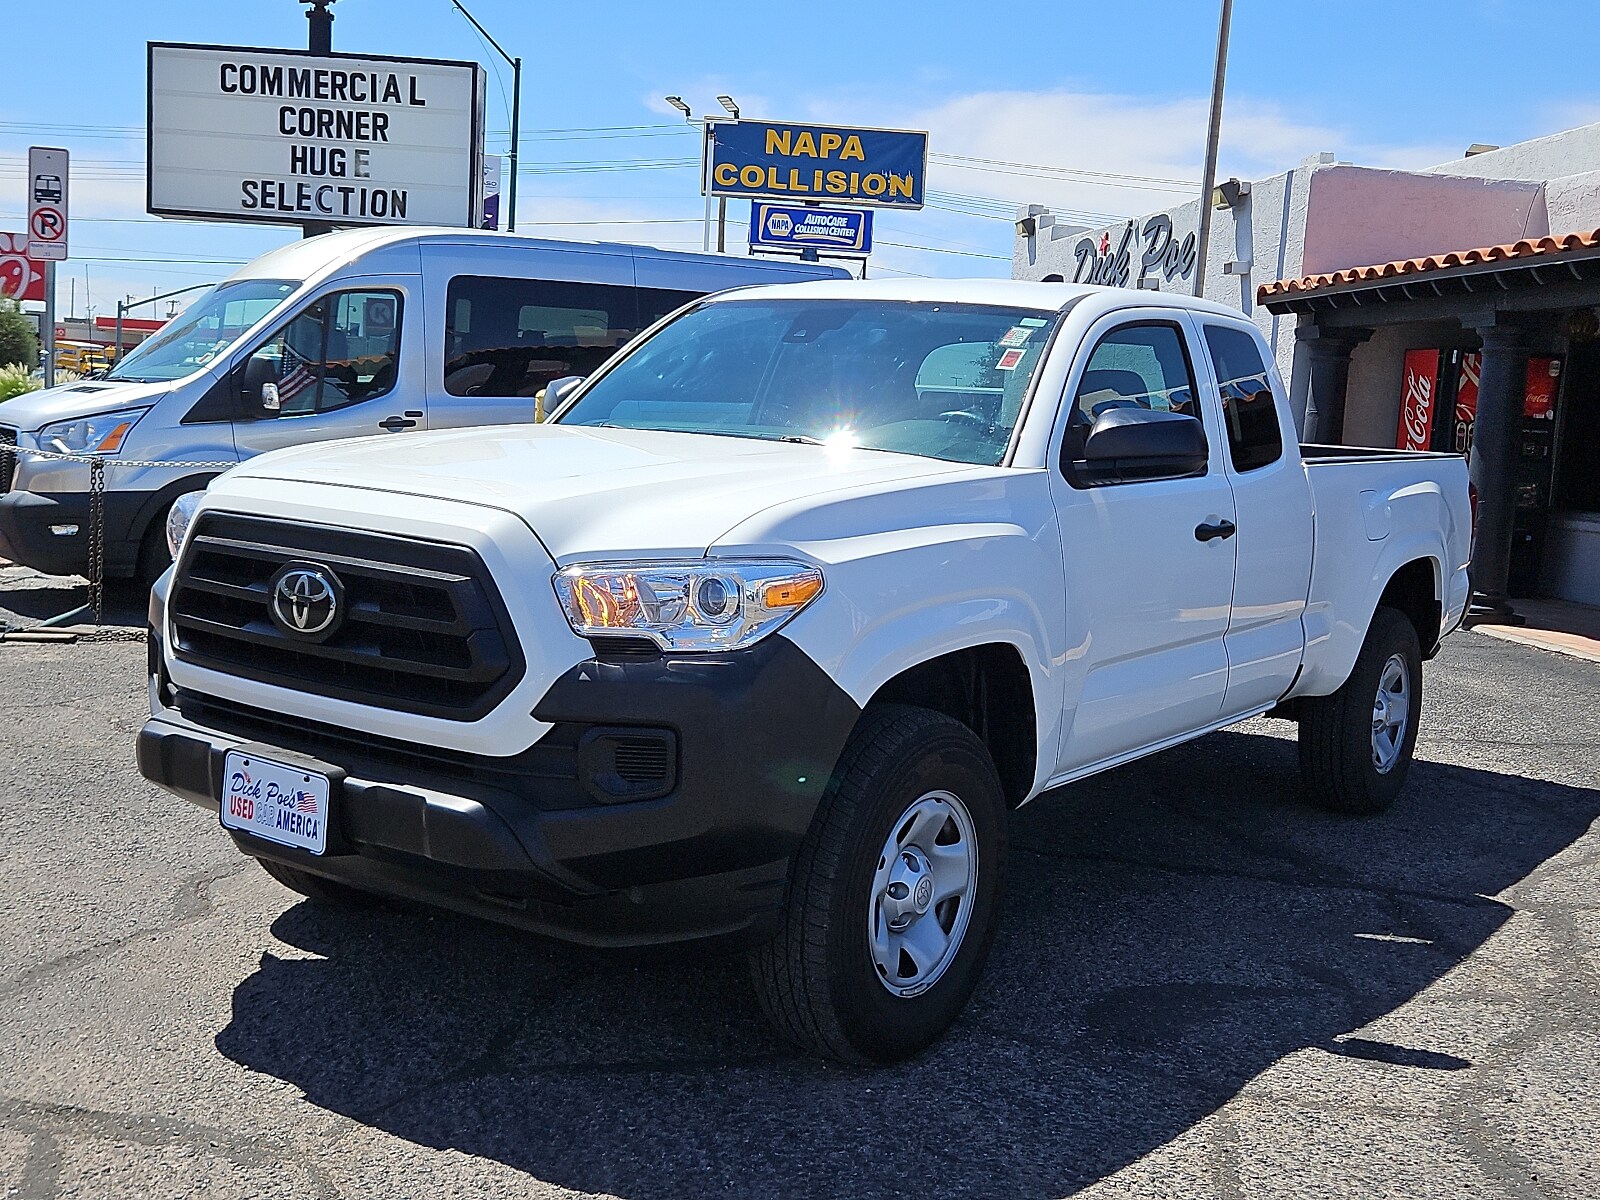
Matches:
[[220, 424, 983, 563], [0, 377, 172, 432]]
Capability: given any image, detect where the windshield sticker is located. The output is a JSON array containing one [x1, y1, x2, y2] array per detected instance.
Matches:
[[995, 348, 1026, 371], [1019, 317, 1048, 327], [997, 327, 1032, 348]]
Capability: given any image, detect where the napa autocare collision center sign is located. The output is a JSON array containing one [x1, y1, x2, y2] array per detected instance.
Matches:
[[147, 43, 483, 227], [708, 120, 927, 209]]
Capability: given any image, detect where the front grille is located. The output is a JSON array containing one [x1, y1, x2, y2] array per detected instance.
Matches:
[[169, 513, 524, 721], [0, 427, 16, 495]]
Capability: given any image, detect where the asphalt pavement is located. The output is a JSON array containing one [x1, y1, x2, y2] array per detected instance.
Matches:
[[1, 605, 1597, 1198]]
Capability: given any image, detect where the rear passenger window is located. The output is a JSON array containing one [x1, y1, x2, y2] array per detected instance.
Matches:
[[1062, 321, 1201, 486], [444, 278, 699, 399], [1204, 324, 1283, 472]]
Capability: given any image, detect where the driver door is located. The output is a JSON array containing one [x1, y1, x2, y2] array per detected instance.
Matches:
[[232, 282, 425, 458]]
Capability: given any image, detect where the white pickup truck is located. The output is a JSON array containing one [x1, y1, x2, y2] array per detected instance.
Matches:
[[137, 279, 1472, 1063]]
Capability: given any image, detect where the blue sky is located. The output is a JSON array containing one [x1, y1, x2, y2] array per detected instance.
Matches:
[[3, 0, 1598, 316]]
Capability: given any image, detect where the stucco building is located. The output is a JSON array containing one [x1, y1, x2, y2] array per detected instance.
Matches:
[[1013, 123, 1600, 614]]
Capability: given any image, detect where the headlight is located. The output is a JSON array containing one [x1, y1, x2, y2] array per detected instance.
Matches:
[[38, 407, 149, 456], [554, 559, 824, 652], [165, 491, 205, 560]]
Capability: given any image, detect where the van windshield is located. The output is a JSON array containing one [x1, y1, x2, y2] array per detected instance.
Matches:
[[104, 279, 299, 383], [556, 299, 1060, 466]]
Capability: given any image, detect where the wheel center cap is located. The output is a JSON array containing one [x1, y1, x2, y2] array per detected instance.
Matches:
[[882, 846, 935, 929]]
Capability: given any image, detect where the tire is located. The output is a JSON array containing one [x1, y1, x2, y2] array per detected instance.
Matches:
[[105, 513, 169, 610], [749, 704, 1008, 1064], [256, 857, 378, 907], [1298, 606, 1423, 815]]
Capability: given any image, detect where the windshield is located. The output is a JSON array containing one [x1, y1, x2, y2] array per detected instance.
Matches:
[[104, 279, 299, 383], [556, 299, 1060, 466]]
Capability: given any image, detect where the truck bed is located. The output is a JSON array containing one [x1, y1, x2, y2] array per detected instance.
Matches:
[[1291, 447, 1474, 697]]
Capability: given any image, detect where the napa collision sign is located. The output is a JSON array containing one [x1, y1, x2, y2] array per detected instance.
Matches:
[[707, 120, 927, 210], [749, 202, 872, 256], [147, 42, 484, 227]]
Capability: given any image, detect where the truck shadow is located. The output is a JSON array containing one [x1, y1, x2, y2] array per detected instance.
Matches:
[[214, 725, 1600, 1198]]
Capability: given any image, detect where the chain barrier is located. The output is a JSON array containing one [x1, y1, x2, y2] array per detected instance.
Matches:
[[0, 442, 237, 639]]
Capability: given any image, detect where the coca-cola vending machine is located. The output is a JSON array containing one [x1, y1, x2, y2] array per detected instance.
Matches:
[[1413, 349, 1562, 593], [1395, 349, 1443, 451]]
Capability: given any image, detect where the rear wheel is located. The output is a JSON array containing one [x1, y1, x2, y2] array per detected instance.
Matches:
[[256, 858, 378, 907], [749, 705, 1007, 1064], [1298, 606, 1423, 815]]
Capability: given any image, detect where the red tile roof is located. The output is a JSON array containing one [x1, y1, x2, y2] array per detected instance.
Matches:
[[1257, 227, 1600, 303]]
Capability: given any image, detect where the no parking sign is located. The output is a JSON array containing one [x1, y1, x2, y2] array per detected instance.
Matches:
[[26, 147, 69, 262]]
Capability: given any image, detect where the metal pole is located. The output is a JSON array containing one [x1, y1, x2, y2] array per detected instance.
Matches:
[[716, 197, 727, 253], [702, 124, 714, 252], [1192, 0, 1233, 298], [114, 300, 124, 367], [42, 262, 56, 387], [302, 0, 336, 239], [508, 56, 521, 232]]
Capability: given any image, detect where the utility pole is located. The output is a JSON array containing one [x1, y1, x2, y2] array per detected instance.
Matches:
[[1192, 0, 1233, 298], [452, 1, 521, 232], [301, 0, 337, 238]]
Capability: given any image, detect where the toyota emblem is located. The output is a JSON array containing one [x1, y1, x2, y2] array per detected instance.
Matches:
[[269, 563, 344, 639]]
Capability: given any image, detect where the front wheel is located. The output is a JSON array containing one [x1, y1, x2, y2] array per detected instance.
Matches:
[[749, 705, 1008, 1064], [1298, 606, 1423, 815]]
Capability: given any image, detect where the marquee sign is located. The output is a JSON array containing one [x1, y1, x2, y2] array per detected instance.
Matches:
[[147, 42, 484, 228]]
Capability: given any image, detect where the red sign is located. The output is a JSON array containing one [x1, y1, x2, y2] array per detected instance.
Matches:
[[0, 233, 44, 302], [1395, 349, 1440, 451], [1455, 352, 1481, 457], [1524, 357, 1560, 420]]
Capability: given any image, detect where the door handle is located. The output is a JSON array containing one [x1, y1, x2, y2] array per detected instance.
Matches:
[[1195, 518, 1237, 542], [378, 411, 421, 433]]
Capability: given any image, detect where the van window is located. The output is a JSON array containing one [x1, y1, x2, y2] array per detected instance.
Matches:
[[1203, 324, 1283, 472], [443, 277, 699, 398], [248, 289, 402, 416]]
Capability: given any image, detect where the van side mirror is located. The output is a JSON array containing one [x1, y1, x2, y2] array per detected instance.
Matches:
[[241, 355, 282, 418], [1080, 408, 1208, 482], [535, 375, 585, 422]]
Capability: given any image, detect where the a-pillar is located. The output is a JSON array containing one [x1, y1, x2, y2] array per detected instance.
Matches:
[[1296, 326, 1372, 443], [1466, 322, 1529, 624]]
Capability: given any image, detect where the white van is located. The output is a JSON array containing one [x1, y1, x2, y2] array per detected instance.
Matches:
[[0, 228, 847, 587]]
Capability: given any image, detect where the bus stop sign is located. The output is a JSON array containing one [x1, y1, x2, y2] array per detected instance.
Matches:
[[27, 147, 69, 261]]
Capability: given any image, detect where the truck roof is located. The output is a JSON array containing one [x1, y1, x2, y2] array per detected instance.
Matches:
[[225, 225, 851, 284], [703, 276, 1259, 318]]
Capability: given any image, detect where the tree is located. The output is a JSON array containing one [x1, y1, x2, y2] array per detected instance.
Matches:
[[0, 299, 39, 370]]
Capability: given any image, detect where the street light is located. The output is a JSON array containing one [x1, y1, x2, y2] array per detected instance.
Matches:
[[1192, 0, 1234, 297], [452, 1, 521, 232], [664, 96, 692, 120], [716, 95, 740, 119]]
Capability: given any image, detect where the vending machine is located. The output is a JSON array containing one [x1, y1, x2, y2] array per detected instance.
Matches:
[[1397, 349, 1562, 593]]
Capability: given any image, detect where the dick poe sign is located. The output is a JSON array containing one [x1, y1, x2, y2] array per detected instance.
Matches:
[[707, 120, 927, 210]]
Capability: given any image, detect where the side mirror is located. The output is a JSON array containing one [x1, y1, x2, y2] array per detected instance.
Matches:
[[1080, 408, 1208, 482], [535, 375, 585, 422], [241, 355, 282, 418]]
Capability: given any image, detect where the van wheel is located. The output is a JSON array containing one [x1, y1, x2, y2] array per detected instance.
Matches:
[[256, 858, 378, 907], [1298, 606, 1423, 815], [749, 705, 1007, 1064]]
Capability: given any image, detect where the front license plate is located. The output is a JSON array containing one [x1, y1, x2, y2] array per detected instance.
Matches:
[[221, 751, 331, 856]]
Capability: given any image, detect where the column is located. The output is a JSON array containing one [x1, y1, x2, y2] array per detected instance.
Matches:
[[1466, 323, 1528, 623], [1296, 326, 1372, 443]]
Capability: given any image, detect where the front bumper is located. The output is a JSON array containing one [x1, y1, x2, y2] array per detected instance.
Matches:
[[0, 488, 156, 578], [138, 633, 862, 948]]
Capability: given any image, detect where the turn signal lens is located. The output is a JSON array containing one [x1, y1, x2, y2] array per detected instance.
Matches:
[[765, 575, 823, 609]]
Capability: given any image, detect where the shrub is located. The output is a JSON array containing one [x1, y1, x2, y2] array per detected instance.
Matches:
[[0, 299, 39, 371], [0, 363, 41, 403]]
